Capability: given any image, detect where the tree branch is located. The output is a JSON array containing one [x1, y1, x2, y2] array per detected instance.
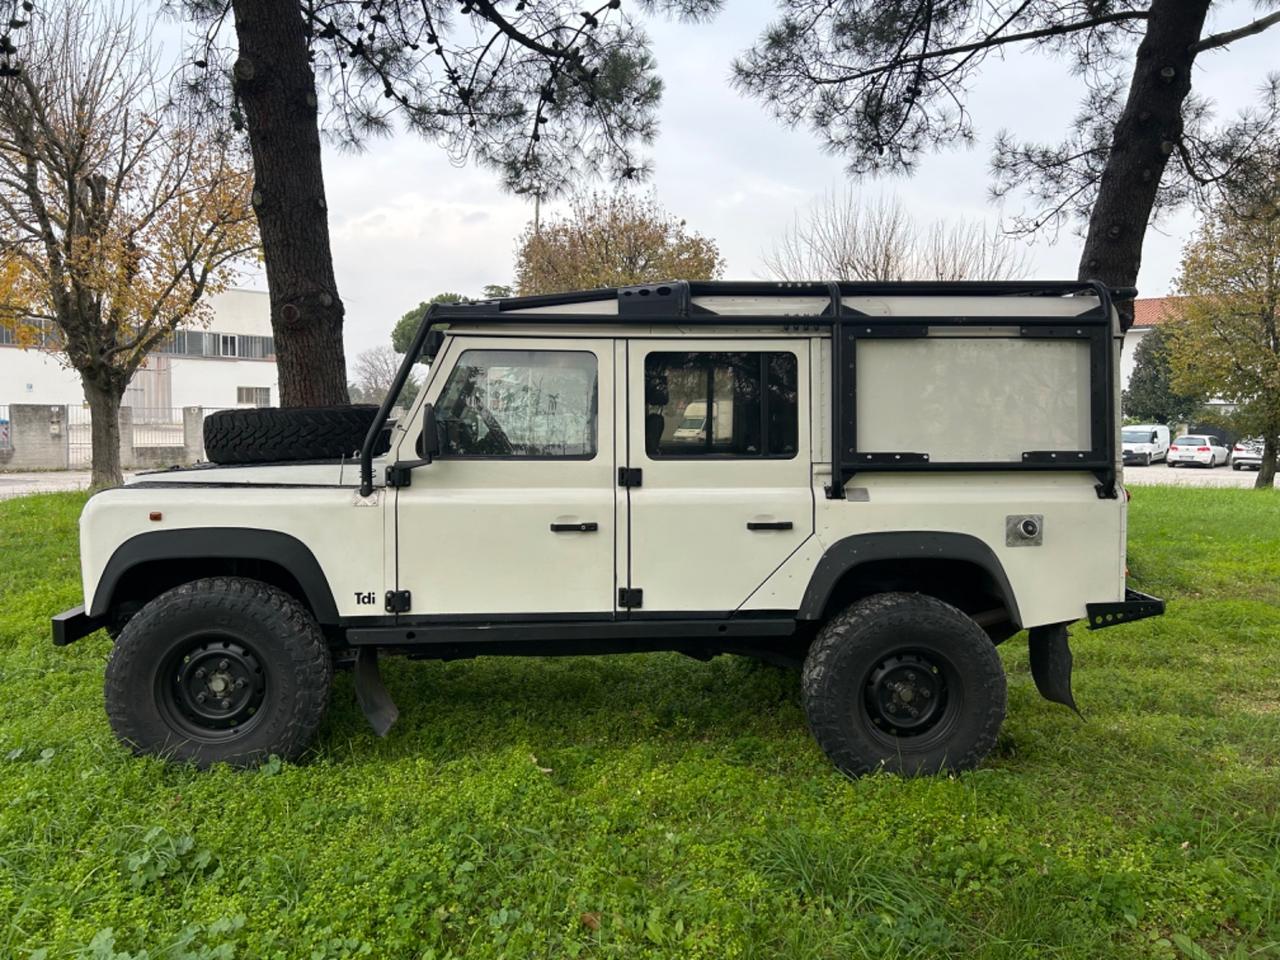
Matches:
[[815, 10, 1151, 85], [1190, 11, 1280, 54]]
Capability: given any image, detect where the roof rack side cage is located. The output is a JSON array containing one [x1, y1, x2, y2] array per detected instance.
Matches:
[[361, 279, 1124, 496]]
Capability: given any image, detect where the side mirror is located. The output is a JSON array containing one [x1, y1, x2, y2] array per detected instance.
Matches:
[[418, 403, 441, 462]]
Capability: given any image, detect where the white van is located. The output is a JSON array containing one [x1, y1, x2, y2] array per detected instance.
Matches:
[[1121, 424, 1170, 466]]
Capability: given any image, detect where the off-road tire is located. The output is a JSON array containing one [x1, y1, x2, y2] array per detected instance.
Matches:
[[802, 592, 1007, 777], [104, 577, 333, 768], [203, 405, 388, 465]]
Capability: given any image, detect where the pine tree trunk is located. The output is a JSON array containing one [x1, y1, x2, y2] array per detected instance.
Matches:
[[1258, 434, 1278, 489], [1077, 0, 1211, 330], [231, 0, 350, 407], [82, 376, 124, 490]]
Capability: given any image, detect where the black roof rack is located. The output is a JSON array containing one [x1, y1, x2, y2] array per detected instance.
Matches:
[[432, 279, 1137, 324], [361, 278, 1131, 497]]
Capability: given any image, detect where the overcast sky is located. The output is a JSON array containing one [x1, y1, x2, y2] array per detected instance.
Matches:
[[218, 1, 1278, 369]]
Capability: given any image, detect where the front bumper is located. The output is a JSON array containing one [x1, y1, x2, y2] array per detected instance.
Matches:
[[1085, 588, 1165, 630], [1122, 450, 1153, 463], [51, 605, 107, 646]]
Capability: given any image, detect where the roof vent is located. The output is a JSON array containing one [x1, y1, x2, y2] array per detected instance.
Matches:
[[618, 281, 688, 317]]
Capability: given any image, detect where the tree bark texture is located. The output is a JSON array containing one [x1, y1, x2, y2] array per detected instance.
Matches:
[[1078, 0, 1211, 329], [81, 374, 124, 489], [231, 0, 350, 407], [1259, 433, 1278, 489]]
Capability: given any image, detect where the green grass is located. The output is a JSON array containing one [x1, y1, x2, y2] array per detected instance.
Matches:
[[1, 488, 1278, 959]]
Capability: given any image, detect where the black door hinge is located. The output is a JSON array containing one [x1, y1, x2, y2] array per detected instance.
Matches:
[[618, 587, 643, 609], [386, 464, 412, 488], [618, 467, 643, 487], [385, 590, 411, 613]]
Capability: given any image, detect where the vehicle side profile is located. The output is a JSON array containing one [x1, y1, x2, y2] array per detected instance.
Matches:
[[52, 280, 1164, 777], [1121, 423, 1170, 466]]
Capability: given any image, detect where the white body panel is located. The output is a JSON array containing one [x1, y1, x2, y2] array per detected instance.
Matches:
[[393, 336, 618, 615], [624, 338, 815, 612]]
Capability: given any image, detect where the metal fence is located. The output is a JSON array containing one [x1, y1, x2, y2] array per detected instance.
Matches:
[[65, 405, 198, 468]]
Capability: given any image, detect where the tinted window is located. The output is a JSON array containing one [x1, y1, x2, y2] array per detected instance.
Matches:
[[644, 351, 798, 458], [1173, 436, 1202, 446], [436, 350, 597, 458]]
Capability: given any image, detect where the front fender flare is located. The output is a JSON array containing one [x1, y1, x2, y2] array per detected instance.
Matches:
[[89, 528, 340, 624]]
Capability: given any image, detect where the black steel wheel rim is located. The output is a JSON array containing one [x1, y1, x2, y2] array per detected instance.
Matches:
[[861, 650, 959, 742], [156, 634, 268, 742]]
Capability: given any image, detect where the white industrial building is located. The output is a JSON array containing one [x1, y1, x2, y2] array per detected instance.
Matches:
[[0, 289, 278, 411]]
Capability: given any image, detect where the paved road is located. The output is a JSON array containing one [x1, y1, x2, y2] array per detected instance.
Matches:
[[1123, 462, 1277, 488], [0, 470, 136, 501]]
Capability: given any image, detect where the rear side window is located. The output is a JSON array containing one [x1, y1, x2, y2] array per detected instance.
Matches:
[[644, 351, 798, 458], [435, 349, 598, 458]]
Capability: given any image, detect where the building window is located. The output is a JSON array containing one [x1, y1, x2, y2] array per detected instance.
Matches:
[[237, 386, 271, 406], [220, 334, 238, 358], [644, 351, 799, 458]]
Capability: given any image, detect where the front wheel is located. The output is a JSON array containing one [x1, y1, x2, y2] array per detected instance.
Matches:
[[104, 577, 333, 768], [801, 593, 1007, 777]]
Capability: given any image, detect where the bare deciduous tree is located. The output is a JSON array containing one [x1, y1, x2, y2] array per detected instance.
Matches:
[[765, 192, 1028, 282], [0, 1, 257, 487]]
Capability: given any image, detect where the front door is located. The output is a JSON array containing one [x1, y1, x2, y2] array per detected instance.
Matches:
[[394, 336, 617, 616], [624, 339, 813, 613]]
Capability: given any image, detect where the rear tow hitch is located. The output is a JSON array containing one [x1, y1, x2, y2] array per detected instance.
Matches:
[[1028, 623, 1081, 717], [354, 647, 399, 736]]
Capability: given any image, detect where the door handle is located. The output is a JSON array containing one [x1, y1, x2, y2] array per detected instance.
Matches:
[[747, 521, 793, 531], [550, 522, 599, 533]]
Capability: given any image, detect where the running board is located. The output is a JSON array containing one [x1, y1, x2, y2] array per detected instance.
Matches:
[[347, 617, 796, 649]]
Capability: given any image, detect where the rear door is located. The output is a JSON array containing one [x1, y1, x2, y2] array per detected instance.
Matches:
[[622, 339, 813, 614]]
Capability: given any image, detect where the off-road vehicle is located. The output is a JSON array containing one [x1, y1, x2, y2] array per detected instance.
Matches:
[[52, 280, 1165, 776]]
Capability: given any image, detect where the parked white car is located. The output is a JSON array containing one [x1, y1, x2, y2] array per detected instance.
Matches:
[[1167, 435, 1230, 468], [1231, 437, 1265, 471], [1121, 424, 1170, 466]]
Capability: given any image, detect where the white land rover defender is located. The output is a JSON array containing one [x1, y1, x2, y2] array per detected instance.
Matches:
[[53, 280, 1165, 777]]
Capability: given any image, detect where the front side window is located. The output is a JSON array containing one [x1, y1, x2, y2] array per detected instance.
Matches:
[[644, 351, 798, 458], [435, 349, 597, 458]]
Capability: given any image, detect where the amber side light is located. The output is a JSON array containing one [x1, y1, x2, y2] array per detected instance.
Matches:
[[149, 511, 162, 522]]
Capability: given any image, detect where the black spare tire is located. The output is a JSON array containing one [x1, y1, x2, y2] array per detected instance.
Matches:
[[203, 404, 390, 464]]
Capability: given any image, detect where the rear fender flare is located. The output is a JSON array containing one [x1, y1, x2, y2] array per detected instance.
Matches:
[[797, 531, 1021, 625]]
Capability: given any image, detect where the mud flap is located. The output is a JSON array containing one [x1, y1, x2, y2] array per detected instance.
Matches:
[[355, 647, 399, 736], [1027, 623, 1082, 717]]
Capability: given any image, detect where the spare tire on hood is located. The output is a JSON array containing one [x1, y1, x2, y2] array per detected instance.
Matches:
[[203, 405, 391, 465]]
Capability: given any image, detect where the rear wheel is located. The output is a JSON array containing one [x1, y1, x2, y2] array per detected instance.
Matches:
[[104, 577, 333, 768], [801, 593, 1007, 777]]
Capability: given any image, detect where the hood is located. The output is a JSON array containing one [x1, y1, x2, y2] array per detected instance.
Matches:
[[127, 458, 384, 488]]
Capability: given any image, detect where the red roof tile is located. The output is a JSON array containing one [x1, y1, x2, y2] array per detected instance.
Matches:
[[1131, 297, 1183, 328]]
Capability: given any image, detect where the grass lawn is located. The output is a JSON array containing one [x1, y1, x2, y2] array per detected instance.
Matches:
[[0, 488, 1277, 959]]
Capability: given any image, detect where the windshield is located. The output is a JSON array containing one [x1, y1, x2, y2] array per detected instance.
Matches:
[[1122, 429, 1152, 443]]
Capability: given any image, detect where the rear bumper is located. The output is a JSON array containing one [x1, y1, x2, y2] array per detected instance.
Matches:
[[51, 605, 107, 646], [1085, 589, 1165, 630]]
